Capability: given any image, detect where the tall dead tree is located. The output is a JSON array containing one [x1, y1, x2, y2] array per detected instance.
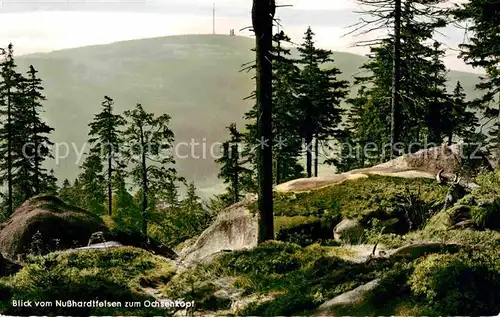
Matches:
[[252, 0, 275, 243]]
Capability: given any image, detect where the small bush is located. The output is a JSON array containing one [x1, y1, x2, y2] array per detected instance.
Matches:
[[0, 247, 174, 315], [162, 265, 232, 312], [409, 250, 500, 315], [219, 241, 311, 276], [470, 198, 500, 229], [276, 218, 334, 247]]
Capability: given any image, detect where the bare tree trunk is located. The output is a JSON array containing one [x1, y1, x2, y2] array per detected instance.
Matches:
[[314, 136, 319, 177], [253, 0, 274, 243], [390, 0, 402, 158]]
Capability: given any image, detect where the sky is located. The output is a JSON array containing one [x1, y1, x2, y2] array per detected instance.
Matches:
[[0, 0, 481, 73]]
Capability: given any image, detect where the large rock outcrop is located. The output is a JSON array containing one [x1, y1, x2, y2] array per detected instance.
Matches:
[[178, 194, 258, 265], [0, 196, 178, 262], [0, 196, 106, 259], [276, 144, 492, 193], [352, 143, 463, 175]]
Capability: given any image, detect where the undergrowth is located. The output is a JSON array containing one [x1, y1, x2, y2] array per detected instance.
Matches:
[[0, 247, 175, 315]]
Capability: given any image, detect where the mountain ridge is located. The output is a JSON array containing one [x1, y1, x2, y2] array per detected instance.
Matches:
[[13, 34, 481, 197]]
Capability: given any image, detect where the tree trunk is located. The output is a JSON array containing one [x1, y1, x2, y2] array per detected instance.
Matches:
[[314, 136, 319, 177], [360, 144, 365, 168], [107, 149, 112, 216], [140, 127, 148, 236], [232, 144, 239, 204], [276, 156, 281, 185], [253, 0, 274, 243], [427, 51, 442, 146], [32, 103, 40, 195], [22, 165, 30, 201], [390, 0, 402, 158], [305, 132, 313, 178], [497, 94, 500, 166], [7, 87, 13, 215]]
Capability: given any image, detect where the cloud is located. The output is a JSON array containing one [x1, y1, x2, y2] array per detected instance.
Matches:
[[0, 11, 221, 54], [0, 0, 356, 13], [286, 0, 357, 11], [278, 8, 359, 28]]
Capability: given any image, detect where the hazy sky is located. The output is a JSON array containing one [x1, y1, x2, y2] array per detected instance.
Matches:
[[0, 0, 480, 73]]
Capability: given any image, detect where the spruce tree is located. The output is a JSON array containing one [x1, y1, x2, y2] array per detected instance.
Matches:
[[333, 86, 370, 172], [1, 50, 55, 212], [442, 81, 478, 145], [123, 103, 177, 235], [243, 30, 303, 185], [88, 95, 125, 216], [178, 181, 210, 240], [59, 179, 73, 202], [161, 177, 181, 208], [10, 72, 34, 202], [296, 27, 349, 177], [349, 40, 394, 163], [454, 0, 500, 162], [349, 0, 403, 156], [350, 0, 449, 156], [78, 153, 106, 214], [423, 41, 449, 146], [347, 1, 449, 162], [25, 65, 55, 195], [271, 31, 303, 183], [112, 171, 141, 229], [0, 44, 19, 215], [59, 178, 84, 207], [216, 123, 253, 204], [181, 182, 203, 212]]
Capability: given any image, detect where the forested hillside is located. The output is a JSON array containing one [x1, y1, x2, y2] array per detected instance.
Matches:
[[14, 34, 482, 195]]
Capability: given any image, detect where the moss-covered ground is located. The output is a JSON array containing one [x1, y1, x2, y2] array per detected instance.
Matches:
[[0, 247, 175, 316], [2, 172, 500, 316]]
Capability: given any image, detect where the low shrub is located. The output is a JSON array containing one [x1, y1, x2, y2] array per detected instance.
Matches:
[[0, 247, 175, 315], [270, 176, 445, 230], [470, 198, 500, 230], [162, 264, 232, 312], [409, 250, 500, 315], [276, 217, 334, 247]]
